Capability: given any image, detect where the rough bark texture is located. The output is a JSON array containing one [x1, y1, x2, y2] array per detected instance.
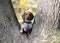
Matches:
[[0, 0, 60, 43], [0, 0, 21, 43], [31, 0, 60, 43]]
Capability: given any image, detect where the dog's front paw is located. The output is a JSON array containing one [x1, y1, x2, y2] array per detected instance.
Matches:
[[20, 30, 23, 34]]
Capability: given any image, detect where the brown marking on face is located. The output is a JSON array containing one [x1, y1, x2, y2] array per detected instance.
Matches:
[[22, 12, 34, 21]]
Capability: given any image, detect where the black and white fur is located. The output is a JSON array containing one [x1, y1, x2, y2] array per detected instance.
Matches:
[[20, 11, 34, 35]]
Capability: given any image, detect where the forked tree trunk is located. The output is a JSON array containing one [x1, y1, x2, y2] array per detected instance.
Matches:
[[0, 0, 60, 43]]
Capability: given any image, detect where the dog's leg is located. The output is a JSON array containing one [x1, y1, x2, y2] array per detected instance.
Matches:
[[20, 28, 23, 33]]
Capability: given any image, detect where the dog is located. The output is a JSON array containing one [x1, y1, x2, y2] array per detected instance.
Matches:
[[20, 11, 34, 34]]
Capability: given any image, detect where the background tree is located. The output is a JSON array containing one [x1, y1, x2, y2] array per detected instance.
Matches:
[[0, 0, 60, 43]]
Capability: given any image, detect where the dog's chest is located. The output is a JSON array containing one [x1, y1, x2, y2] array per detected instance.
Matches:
[[21, 23, 32, 29]]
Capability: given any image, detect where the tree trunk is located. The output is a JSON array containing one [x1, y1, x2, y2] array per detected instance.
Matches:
[[31, 0, 60, 43], [0, 0, 21, 43], [0, 0, 60, 43]]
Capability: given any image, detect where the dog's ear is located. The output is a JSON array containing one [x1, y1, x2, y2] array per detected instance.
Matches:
[[29, 12, 34, 20], [22, 12, 25, 20]]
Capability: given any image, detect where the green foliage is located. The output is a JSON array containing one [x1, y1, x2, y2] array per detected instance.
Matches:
[[11, 0, 38, 23], [52, 40, 60, 43]]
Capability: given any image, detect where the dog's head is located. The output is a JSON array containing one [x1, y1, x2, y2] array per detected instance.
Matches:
[[22, 12, 34, 21]]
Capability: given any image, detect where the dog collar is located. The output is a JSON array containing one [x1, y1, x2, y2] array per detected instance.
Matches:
[[24, 19, 31, 24], [25, 21, 31, 24]]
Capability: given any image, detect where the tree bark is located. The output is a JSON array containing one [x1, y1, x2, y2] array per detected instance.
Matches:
[[0, 0, 60, 43], [0, 0, 21, 43], [31, 0, 60, 43]]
